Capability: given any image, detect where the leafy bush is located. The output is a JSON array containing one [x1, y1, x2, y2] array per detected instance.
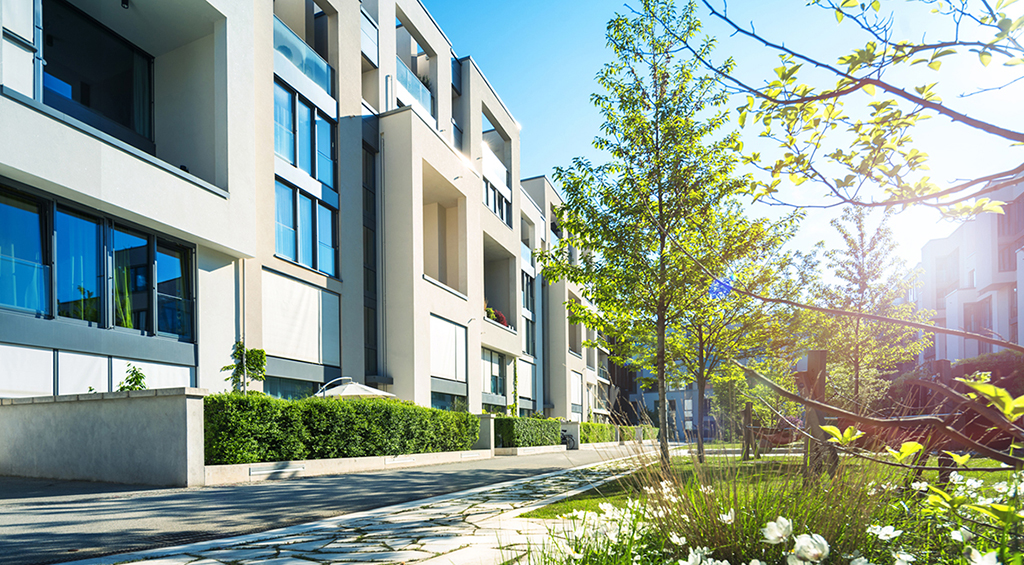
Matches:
[[581, 422, 617, 443], [641, 425, 659, 440], [493, 416, 560, 448], [204, 393, 479, 465]]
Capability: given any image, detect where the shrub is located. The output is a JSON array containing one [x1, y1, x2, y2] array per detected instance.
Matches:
[[641, 425, 659, 440], [204, 393, 480, 465], [493, 416, 560, 448], [581, 422, 617, 443]]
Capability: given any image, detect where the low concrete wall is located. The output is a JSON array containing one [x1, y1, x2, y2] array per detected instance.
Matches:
[[494, 444, 567, 456], [0, 388, 207, 487], [473, 413, 495, 451], [206, 449, 493, 485], [560, 422, 580, 450], [579, 440, 622, 450]]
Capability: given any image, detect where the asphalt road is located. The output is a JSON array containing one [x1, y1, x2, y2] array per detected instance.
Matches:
[[0, 448, 630, 565]]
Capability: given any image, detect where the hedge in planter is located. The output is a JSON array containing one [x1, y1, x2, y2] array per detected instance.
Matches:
[[580, 422, 616, 443], [205, 393, 480, 465], [642, 425, 659, 440], [493, 416, 560, 448]]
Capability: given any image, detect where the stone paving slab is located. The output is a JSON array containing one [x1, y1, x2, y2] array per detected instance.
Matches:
[[61, 445, 677, 565]]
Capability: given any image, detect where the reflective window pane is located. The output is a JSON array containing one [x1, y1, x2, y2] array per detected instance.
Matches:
[[275, 182, 296, 260], [316, 115, 334, 188], [0, 190, 49, 314], [112, 227, 149, 331], [297, 101, 313, 175], [298, 193, 313, 268], [317, 204, 335, 277], [156, 243, 192, 340], [56, 208, 101, 322], [274, 83, 294, 162]]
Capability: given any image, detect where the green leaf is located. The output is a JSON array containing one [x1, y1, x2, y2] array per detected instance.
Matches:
[[943, 451, 971, 466], [1006, 58, 1024, 66], [979, 51, 992, 66], [956, 379, 1022, 420], [862, 83, 875, 96], [840, 0, 858, 7], [887, 441, 924, 462], [835, 9, 844, 23], [739, 111, 747, 128], [927, 60, 942, 71]]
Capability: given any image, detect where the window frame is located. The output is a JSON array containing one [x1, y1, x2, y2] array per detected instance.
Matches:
[[274, 178, 338, 279], [0, 180, 196, 342], [274, 80, 337, 190]]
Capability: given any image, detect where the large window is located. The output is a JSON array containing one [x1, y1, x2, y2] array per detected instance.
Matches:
[[0, 191, 48, 314], [41, 0, 153, 153], [275, 180, 337, 277], [521, 272, 534, 313], [523, 318, 536, 357], [274, 81, 336, 189], [0, 184, 194, 340], [482, 348, 506, 396]]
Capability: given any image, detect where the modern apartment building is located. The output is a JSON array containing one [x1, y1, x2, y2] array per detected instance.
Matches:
[[0, 0, 612, 421], [913, 176, 1024, 364]]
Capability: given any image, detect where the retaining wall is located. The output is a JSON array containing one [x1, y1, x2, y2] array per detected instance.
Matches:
[[0, 388, 207, 487]]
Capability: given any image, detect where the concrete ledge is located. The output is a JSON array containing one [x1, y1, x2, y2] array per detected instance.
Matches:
[[0, 388, 208, 487], [205, 449, 494, 485], [579, 441, 621, 450], [494, 444, 567, 456]]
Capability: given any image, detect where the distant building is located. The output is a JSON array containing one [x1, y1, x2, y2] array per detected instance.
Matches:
[[914, 176, 1024, 364]]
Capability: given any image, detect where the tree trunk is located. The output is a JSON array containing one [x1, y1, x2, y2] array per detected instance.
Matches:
[[696, 373, 706, 463], [657, 300, 670, 470]]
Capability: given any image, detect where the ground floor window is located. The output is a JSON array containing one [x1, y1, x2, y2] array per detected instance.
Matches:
[[431, 391, 467, 411], [264, 376, 319, 400]]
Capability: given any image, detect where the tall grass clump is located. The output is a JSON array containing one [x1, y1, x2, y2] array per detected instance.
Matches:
[[529, 451, 1022, 565]]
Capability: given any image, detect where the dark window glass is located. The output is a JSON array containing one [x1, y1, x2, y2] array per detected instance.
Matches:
[[112, 227, 149, 331], [0, 190, 48, 314], [275, 182, 296, 260], [42, 0, 153, 149], [264, 376, 317, 400], [297, 101, 313, 175], [156, 243, 191, 340], [317, 204, 335, 277], [365, 347, 378, 376], [298, 193, 314, 268], [364, 268, 376, 298], [363, 226, 376, 269], [316, 115, 335, 188], [56, 208, 101, 322], [431, 391, 466, 411], [274, 83, 294, 162], [364, 307, 377, 349]]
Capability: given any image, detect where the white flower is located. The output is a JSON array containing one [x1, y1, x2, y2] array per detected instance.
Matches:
[[993, 481, 1009, 494], [761, 516, 793, 544], [786, 555, 804, 565], [950, 471, 965, 484], [866, 524, 902, 541], [669, 532, 687, 546], [892, 551, 916, 565], [951, 527, 974, 543], [910, 481, 928, 491], [749, 561, 765, 565], [700, 484, 714, 495], [719, 508, 735, 525], [966, 548, 1001, 565], [792, 533, 829, 562], [851, 558, 874, 565]]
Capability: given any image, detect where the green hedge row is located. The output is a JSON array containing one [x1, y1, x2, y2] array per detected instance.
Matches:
[[580, 422, 617, 443], [204, 393, 480, 465], [493, 416, 560, 448], [618, 425, 659, 441]]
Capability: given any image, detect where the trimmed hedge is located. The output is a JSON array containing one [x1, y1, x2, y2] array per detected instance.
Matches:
[[493, 416, 560, 448], [204, 393, 480, 465], [619, 425, 660, 441], [580, 422, 617, 443]]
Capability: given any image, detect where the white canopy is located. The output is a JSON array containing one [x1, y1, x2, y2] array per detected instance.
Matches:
[[318, 376, 395, 399]]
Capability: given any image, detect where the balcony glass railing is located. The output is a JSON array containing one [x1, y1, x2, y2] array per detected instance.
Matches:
[[482, 143, 510, 198], [0, 255, 51, 315], [395, 56, 434, 126], [360, 9, 378, 67], [521, 242, 534, 268], [274, 15, 333, 96]]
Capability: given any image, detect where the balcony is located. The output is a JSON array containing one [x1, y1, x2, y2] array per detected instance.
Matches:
[[521, 242, 534, 268], [482, 143, 509, 196], [274, 15, 333, 97], [395, 56, 434, 128], [360, 8, 379, 68]]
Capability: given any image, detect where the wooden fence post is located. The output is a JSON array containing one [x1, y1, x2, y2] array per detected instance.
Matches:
[[804, 350, 838, 479]]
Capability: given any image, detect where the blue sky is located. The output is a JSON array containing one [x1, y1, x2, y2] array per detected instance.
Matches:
[[424, 1, 1023, 267]]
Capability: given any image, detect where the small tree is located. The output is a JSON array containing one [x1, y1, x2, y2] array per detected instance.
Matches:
[[117, 363, 147, 392], [221, 340, 267, 393]]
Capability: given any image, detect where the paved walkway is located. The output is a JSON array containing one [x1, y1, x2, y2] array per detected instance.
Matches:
[[55, 448, 661, 565], [1, 446, 673, 565]]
